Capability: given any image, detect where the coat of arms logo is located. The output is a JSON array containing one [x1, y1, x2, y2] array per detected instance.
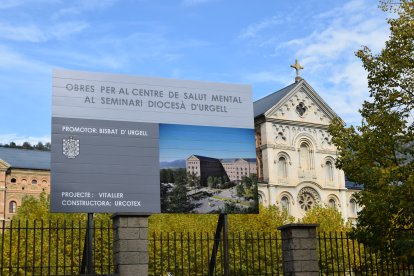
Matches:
[[62, 137, 80, 159]]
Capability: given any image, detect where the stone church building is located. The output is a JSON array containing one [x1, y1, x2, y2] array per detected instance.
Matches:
[[254, 61, 360, 221]]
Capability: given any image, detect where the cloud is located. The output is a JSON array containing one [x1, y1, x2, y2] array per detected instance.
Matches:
[[0, 46, 50, 72], [288, 19, 388, 63], [239, 0, 389, 125], [0, 0, 60, 9], [50, 21, 89, 39], [0, 0, 25, 9], [0, 20, 89, 42], [0, 134, 50, 145], [244, 70, 290, 85], [0, 23, 48, 42], [52, 0, 117, 19], [239, 16, 283, 40], [285, 1, 389, 125], [311, 62, 370, 124]]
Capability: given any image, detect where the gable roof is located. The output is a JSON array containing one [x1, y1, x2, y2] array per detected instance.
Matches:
[[192, 155, 221, 163], [253, 79, 341, 122], [221, 158, 256, 164], [254, 82, 300, 118], [0, 147, 50, 170]]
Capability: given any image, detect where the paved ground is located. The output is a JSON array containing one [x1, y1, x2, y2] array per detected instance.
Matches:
[[189, 186, 249, 213]]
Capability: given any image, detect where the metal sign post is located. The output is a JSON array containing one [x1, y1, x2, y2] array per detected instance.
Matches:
[[81, 213, 94, 275], [208, 213, 229, 276]]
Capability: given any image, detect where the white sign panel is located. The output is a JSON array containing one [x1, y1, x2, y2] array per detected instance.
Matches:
[[53, 69, 253, 128]]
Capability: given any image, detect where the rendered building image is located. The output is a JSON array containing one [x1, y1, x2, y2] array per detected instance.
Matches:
[[186, 155, 227, 185], [186, 155, 257, 184], [216, 158, 256, 181]]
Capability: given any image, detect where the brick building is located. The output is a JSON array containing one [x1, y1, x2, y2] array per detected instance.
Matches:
[[0, 148, 50, 221]]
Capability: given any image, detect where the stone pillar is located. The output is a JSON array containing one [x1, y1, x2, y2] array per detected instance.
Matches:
[[112, 213, 150, 276], [278, 223, 319, 276]]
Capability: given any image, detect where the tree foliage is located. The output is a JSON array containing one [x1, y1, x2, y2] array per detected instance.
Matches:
[[300, 205, 350, 233], [149, 205, 295, 233], [0, 141, 51, 151], [328, 0, 414, 263], [5, 194, 111, 274]]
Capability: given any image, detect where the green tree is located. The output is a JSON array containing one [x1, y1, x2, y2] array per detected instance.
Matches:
[[300, 205, 350, 233], [328, 0, 414, 263], [236, 184, 245, 197], [45, 142, 51, 151], [166, 174, 194, 213], [8, 194, 111, 275], [22, 142, 32, 149], [35, 141, 46, 151], [207, 176, 213, 188], [160, 169, 168, 183], [187, 172, 200, 188], [160, 182, 169, 212], [216, 176, 222, 188]]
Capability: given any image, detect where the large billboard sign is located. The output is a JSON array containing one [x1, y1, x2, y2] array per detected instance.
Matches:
[[51, 69, 257, 213]]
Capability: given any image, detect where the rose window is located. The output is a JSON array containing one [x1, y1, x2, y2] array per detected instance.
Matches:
[[298, 194, 314, 211], [297, 187, 320, 211]]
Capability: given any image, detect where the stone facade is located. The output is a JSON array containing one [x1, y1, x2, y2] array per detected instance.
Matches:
[[112, 214, 149, 275], [255, 79, 360, 221], [220, 158, 256, 181]]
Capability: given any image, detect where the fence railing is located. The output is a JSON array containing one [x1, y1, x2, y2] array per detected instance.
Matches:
[[318, 232, 414, 275], [0, 220, 412, 276], [0, 220, 114, 275], [149, 232, 283, 276]]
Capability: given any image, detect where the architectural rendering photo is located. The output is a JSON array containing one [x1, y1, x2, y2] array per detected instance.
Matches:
[[159, 124, 258, 214]]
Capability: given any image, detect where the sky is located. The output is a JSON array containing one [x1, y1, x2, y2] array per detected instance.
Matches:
[[0, 0, 390, 145], [159, 124, 256, 162]]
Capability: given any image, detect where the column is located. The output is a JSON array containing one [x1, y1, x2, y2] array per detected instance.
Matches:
[[278, 223, 319, 276], [112, 213, 150, 276]]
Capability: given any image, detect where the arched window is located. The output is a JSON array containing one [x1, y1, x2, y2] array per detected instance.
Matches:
[[281, 196, 290, 213], [325, 161, 334, 182], [31, 179, 37, 185], [278, 157, 287, 178], [9, 201, 17, 214], [328, 198, 336, 208], [350, 199, 357, 216], [10, 178, 16, 183], [299, 143, 311, 170]]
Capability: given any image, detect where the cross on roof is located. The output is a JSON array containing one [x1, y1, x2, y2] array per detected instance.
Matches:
[[290, 59, 304, 82]]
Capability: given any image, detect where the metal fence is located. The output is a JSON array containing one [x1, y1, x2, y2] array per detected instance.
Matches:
[[0, 220, 114, 275], [149, 232, 283, 276], [0, 220, 413, 276], [318, 232, 414, 275]]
